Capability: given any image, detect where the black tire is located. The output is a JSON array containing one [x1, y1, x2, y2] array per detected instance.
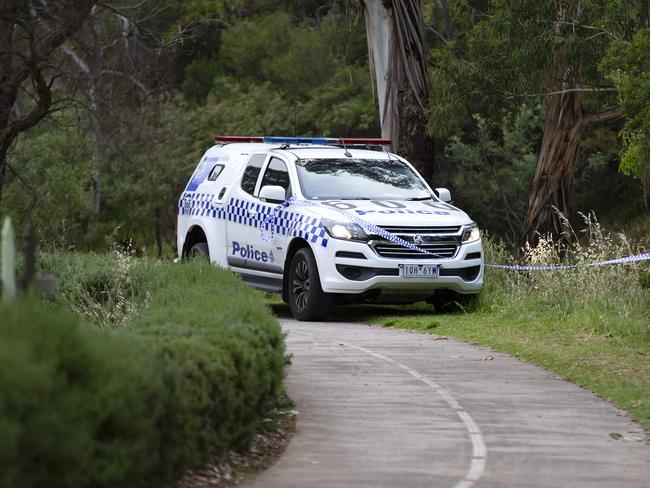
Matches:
[[188, 241, 209, 260], [288, 247, 332, 321], [428, 290, 477, 313]]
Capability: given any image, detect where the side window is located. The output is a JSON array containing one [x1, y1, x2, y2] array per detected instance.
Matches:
[[259, 157, 291, 194], [208, 164, 225, 181], [240, 154, 266, 195]]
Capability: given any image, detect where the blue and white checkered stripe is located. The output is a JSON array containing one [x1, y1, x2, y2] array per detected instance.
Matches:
[[179, 193, 329, 247], [179, 192, 225, 219]]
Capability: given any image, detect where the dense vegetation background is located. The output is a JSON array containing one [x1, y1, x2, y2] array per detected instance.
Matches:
[[1, 0, 648, 253]]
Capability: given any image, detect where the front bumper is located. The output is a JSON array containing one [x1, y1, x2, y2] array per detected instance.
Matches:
[[313, 237, 484, 295]]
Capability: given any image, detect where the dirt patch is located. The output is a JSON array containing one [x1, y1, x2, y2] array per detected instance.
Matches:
[[177, 404, 297, 488]]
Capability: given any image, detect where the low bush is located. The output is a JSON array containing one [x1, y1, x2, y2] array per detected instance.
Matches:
[[38, 251, 150, 329], [1, 257, 285, 488], [0, 301, 168, 488]]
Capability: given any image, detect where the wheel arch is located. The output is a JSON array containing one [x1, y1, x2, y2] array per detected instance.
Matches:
[[182, 225, 209, 258]]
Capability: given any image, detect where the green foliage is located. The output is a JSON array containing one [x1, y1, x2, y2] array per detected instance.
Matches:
[[38, 250, 151, 328], [4, 114, 93, 248], [426, 0, 648, 241], [602, 28, 650, 183], [0, 300, 167, 488], [1, 256, 285, 488], [444, 105, 541, 246]]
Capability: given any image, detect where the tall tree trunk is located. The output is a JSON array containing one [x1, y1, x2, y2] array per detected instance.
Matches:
[[523, 92, 584, 245], [522, 0, 582, 246], [523, 95, 621, 245], [363, 0, 433, 181]]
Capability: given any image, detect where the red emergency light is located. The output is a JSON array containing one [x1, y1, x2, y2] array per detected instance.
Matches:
[[214, 136, 264, 143], [339, 138, 391, 146]]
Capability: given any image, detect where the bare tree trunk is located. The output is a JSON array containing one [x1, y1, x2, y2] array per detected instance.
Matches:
[[363, 0, 433, 181], [523, 97, 621, 245], [523, 92, 584, 245], [397, 81, 434, 182]]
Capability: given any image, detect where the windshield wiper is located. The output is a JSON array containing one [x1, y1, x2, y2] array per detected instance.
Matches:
[[406, 196, 433, 201]]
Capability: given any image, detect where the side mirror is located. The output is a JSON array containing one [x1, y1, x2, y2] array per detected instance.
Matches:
[[434, 187, 452, 203], [259, 185, 286, 203]]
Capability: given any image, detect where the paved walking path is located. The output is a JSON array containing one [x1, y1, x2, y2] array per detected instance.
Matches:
[[246, 319, 649, 487]]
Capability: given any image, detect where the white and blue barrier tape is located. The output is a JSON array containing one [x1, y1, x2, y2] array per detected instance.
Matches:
[[484, 252, 650, 271], [261, 197, 650, 271]]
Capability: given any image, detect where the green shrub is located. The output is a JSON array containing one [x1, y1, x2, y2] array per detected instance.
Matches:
[[0, 300, 169, 488], [38, 251, 150, 329], [130, 261, 285, 476], [1, 256, 285, 488]]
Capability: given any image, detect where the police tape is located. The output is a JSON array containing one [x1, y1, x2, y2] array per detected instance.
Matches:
[[484, 251, 650, 271], [261, 197, 650, 271]]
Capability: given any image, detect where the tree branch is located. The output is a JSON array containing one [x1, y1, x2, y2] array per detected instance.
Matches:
[[583, 106, 622, 126], [100, 69, 147, 93]]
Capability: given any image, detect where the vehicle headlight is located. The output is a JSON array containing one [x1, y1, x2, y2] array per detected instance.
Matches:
[[462, 224, 480, 243], [322, 220, 369, 242]]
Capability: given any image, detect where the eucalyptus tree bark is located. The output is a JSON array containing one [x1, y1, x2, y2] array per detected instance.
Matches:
[[362, 0, 433, 181], [0, 0, 96, 204], [523, 93, 620, 245], [522, 0, 621, 246]]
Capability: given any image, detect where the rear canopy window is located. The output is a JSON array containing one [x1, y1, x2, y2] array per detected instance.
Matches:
[[295, 158, 430, 200]]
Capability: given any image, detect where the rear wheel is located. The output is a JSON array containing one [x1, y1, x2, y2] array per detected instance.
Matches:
[[428, 290, 478, 313], [188, 241, 209, 260], [288, 247, 331, 321]]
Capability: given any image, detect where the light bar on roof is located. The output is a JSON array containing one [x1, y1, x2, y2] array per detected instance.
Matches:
[[214, 136, 392, 146]]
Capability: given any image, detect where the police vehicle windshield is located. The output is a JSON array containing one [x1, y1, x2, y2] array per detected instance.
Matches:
[[295, 158, 431, 200]]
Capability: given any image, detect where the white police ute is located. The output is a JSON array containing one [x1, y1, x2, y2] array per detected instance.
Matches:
[[177, 136, 483, 321]]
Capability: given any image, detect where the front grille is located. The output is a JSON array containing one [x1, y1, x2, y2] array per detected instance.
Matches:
[[379, 225, 461, 235], [372, 242, 459, 259], [370, 224, 462, 260]]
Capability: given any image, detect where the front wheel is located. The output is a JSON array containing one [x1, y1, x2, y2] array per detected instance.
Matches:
[[288, 247, 332, 321]]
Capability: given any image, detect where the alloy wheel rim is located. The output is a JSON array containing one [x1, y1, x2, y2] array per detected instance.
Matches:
[[292, 259, 310, 311]]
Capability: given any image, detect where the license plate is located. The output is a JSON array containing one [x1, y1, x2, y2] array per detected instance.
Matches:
[[400, 264, 439, 278]]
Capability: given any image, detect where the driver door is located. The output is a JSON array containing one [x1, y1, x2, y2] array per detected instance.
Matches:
[[246, 156, 293, 275]]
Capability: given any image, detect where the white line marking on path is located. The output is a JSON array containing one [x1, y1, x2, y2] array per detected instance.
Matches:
[[290, 329, 487, 488]]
